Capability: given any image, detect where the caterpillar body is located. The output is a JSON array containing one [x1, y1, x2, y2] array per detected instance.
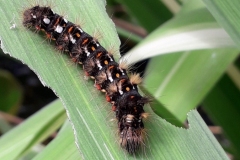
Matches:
[[23, 5, 149, 154]]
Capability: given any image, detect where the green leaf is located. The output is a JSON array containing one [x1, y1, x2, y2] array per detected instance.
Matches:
[[122, 7, 236, 65], [144, 48, 238, 126], [203, 73, 240, 159], [0, 0, 229, 159], [0, 68, 23, 114], [33, 121, 82, 160], [116, 0, 173, 32], [202, 0, 240, 48], [0, 100, 66, 159]]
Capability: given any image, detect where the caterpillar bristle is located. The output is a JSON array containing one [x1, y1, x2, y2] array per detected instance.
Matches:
[[106, 82, 118, 94], [106, 44, 118, 56], [95, 70, 107, 84], [130, 73, 142, 85], [119, 59, 129, 70], [92, 29, 103, 43], [119, 114, 144, 154], [141, 112, 149, 119], [23, 5, 149, 155]]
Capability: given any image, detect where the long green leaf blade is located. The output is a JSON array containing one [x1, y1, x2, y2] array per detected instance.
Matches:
[[122, 7, 236, 65], [144, 49, 238, 125], [0, 100, 66, 159], [202, 0, 240, 48], [0, 0, 229, 159], [116, 0, 173, 32], [33, 121, 82, 160], [203, 73, 240, 159]]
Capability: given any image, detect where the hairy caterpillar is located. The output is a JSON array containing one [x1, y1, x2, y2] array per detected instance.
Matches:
[[22, 5, 149, 154]]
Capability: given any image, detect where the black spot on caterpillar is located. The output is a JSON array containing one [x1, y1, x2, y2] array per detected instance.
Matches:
[[23, 5, 150, 154]]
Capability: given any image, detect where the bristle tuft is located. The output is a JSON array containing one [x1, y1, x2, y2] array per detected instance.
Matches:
[[130, 73, 142, 85]]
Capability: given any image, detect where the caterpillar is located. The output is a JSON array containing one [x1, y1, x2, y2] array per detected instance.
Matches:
[[22, 5, 149, 154]]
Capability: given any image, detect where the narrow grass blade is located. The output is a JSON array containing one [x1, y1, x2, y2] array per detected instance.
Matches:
[[0, 100, 66, 159]]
